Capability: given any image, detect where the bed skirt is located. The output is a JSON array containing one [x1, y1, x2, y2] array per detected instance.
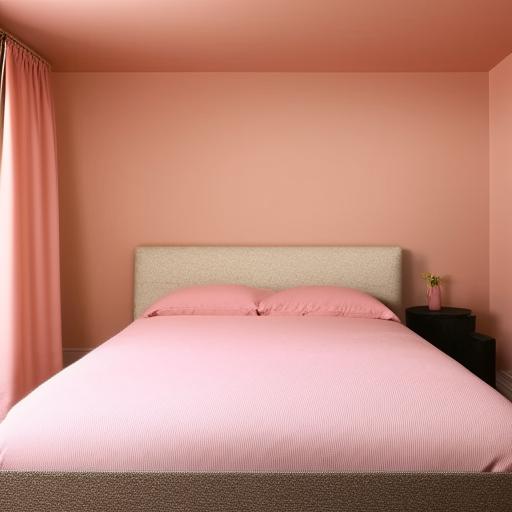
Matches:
[[1, 472, 511, 512]]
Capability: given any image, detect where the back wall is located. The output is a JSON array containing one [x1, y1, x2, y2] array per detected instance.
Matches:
[[52, 73, 491, 358]]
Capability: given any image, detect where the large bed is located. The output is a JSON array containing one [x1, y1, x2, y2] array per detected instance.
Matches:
[[1, 246, 512, 511]]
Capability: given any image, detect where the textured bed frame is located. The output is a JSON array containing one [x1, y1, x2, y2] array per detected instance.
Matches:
[[2, 246, 511, 512]]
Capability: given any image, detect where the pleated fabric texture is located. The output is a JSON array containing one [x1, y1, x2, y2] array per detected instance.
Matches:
[[0, 38, 62, 419]]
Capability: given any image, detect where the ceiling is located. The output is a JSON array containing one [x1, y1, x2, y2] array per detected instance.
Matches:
[[2, 0, 512, 72]]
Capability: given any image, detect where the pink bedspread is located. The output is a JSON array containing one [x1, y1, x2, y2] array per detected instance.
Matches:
[[1, 316, 512, 472]]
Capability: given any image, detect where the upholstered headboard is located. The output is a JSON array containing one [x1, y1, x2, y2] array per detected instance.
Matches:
[[133, 246, 402, 318]]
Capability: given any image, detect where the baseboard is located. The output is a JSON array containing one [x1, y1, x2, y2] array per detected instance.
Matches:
[[496, 370, 512, 401], [63, 347, 92, 367]]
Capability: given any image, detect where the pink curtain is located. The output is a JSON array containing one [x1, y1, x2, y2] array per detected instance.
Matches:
[[0, 39, 62, 419]]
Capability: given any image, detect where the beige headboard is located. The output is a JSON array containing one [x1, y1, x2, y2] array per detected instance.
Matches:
[[133, 246, 402, 318]]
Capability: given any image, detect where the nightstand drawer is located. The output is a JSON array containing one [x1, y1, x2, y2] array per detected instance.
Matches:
[[458, 333, 496, 388], [406, 306, 495, 387], [409, 314, 476, 354]]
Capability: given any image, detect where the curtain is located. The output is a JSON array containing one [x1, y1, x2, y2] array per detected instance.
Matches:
[[0, 35, 5, 155], [0, 37, 61, 419]]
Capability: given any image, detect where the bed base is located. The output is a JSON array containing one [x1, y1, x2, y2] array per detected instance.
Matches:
[[1, 472, 511, 512]]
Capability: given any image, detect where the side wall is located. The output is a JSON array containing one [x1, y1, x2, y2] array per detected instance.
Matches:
[[490, 54, 512, 368], [52, 73, 490, 356]]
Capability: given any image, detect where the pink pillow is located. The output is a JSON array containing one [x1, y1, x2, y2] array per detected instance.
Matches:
[[142, 285, 272, 317], [258, 286, 400, 321]]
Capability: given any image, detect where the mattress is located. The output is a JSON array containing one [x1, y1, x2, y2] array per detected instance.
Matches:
[[1, 316, 511, 472]]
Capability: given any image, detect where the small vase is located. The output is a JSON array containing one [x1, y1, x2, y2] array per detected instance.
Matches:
[[427, 285, 442, 311]]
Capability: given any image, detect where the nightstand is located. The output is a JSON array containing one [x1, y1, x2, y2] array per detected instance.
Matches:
[[405, 306, 496, 387]]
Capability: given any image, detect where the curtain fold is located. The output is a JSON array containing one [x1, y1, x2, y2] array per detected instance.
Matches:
[[0, 35, 6, 155], [0, 38, 61, 420]]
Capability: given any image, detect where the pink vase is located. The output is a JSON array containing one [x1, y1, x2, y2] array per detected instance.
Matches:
[[427, 285, 442, 311]]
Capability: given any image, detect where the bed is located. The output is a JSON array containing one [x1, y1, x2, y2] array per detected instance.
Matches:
[[1, 246, 512, 511]]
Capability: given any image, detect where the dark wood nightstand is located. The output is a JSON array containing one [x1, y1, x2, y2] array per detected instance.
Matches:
[[405, 306, 496, 387]]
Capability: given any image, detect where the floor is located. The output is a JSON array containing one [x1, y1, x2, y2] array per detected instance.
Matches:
[[497, 370, 512, 400]]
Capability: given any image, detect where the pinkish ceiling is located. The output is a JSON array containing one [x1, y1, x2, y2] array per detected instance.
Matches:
[[2, 0, 512, 72]]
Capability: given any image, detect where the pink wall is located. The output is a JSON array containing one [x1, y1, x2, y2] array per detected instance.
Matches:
[[490, 54, 512, 369], [52, 73, 490, 354]]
